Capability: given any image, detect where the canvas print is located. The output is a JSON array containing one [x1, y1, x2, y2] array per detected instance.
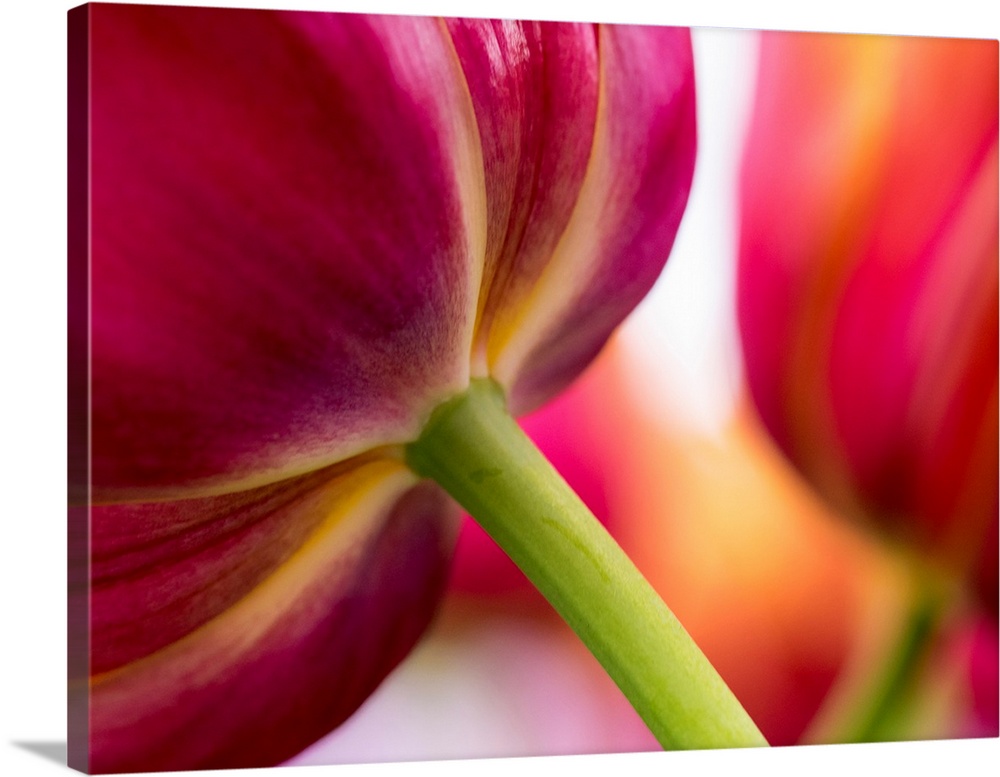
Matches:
[[67, 2, 998, 773]]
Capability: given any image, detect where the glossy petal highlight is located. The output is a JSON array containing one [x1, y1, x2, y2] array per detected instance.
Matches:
[[491, 25, 697, 413], [446, 20, 600, 373]]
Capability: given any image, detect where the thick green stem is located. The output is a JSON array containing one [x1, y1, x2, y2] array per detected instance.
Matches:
[[405, 379, 767, 750]]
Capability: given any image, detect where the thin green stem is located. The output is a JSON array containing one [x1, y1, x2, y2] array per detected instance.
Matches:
[[405, 379, 767, 750], [837, 569, 950, 743]]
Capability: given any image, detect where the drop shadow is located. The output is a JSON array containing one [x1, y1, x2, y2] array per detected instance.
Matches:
[[12, 741, 67, 766]]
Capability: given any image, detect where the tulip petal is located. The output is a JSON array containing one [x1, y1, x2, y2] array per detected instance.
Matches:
[[91, 453, 384, 673], [739, 33, 998, 572], [488, 25, 697, 413], [89, 460, 460, 772], [444, 20, 599, 373], [737, 33, 898, 462], [826, 51, 999, 557], [89, 4, 486, 501]]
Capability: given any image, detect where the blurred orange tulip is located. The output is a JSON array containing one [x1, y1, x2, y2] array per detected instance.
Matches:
[[737, 32, 998, 611]]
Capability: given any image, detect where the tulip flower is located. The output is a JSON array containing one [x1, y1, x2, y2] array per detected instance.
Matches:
[[738, 31, 997, 603], [69, 3, 765, 772], [737, 32, 998, 739]]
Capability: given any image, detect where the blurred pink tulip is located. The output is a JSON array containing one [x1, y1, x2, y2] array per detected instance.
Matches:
[[964, 620, 1000, 737], [737, 32, 998, 609], [71, 3, 697, 771]]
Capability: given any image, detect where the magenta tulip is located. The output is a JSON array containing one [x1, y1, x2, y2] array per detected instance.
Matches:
[[737, 32, 998, 608], [70, 3, 697, 771]]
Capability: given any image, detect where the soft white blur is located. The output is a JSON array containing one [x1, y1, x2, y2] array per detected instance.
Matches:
[[621, 27, 758, 436]]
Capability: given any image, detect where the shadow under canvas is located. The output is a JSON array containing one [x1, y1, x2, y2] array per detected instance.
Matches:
[[12, 741, 68, 766]]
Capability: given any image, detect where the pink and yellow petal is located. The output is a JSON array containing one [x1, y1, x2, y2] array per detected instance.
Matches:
[[737, 33, 900, 464], [828, 140, 998, 558], [89, 5, 485, 502], [738, 32, 998, 588], [444, 19, 599, 372], [486, 24, 697, 413], [91, 453, 390, 673], [88, 461, 460, 772]]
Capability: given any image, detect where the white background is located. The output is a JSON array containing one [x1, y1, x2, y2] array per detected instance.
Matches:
[[1, 1, 997, 776]]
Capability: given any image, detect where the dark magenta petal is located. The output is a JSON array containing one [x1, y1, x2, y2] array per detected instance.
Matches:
[[737, 32, 998, 596], [91, 455, 383, 674], [89, 467, 459, 772], [490, 24, 697, 413], [88, 7, 697, 501], [445, 19, 600, 371], [89, 4, 484, 500]]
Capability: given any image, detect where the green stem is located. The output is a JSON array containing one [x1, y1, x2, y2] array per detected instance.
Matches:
[[837, 569, 950, 742], [405, 379, 767, 750]]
